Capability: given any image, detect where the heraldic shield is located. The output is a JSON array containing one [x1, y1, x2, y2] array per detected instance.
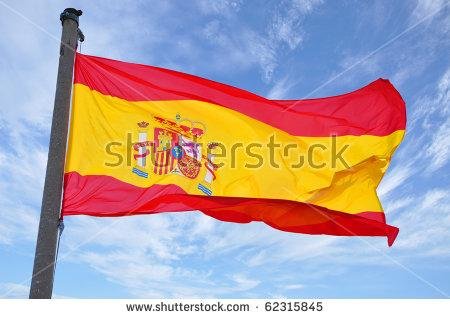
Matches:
[[131, 115, 215, 191]]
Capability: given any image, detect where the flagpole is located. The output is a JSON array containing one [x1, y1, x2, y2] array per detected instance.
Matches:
[[29, 8, 82, 299]]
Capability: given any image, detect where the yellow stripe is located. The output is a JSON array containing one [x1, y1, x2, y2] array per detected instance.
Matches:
[[66, 84, 405, 214]]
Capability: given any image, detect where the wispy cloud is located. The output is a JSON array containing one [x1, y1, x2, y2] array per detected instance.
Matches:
[[0, 282, 30, 299], [421, 188, 449, 209], [392, 188, 450, 251], [266, 76, 298, 99], [0, 282, 71, 299], [424, 69, 450, 171], [282, 284, 305, 291], [378, 164, 415, 199], [198, 0, 323, 81], [410, 0, 449, 23], [268, 0, 323, 50], [196, 0, 243, 16]]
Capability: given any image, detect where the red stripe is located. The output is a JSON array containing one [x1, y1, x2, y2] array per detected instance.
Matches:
[[169, 152, 175, 173], [74, 53, 406, 137], [158, 152, 163, 175], [153, 152, 159, 174], [62, 172, 399, 246], [164, 150, 170, 174]]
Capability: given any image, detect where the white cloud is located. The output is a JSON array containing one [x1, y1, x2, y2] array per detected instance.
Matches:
[[56, 211, 359, 297], [230, 274, 260, 291], [410, 0, 449, 22], [201, 20, 277, 81], [196, 0, 242, 16], [421, 189, 450, 209], [376, 67, 449, 198], [282, 283, 305, 290], [384, 197, 414, 213], [268, 0, 323, 50], [378, 165, 414, 199], [267, 76, 298, 99], [392, 188, 450, 251], [426, 118, 450, 171], [438, 68, 450, 112], [0, 282, 71, 299], [0, 124, 46, 244], [58, 214, 263, 297], [0, 282, 29, 298], [198, 0, 323, 81], [424, 68, 450, 171]]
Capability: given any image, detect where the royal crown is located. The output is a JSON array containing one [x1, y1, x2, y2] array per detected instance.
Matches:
[[137, 121, 149, 128], [154, 116, 205, 139]]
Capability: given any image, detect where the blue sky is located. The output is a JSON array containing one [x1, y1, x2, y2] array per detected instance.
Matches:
[[0, 0, 449, 298]]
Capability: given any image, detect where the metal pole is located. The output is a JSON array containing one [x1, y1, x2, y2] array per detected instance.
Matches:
[[29, 8, 82, 299]]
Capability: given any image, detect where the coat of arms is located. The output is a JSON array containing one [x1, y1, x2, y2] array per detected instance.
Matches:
[[131, 115, 219, 196]]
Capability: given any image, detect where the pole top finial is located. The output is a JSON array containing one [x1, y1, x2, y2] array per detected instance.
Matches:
[[60, 8, 82, 26]]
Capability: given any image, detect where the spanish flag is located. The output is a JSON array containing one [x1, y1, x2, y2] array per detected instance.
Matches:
[[63, 53, 406, 246]]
